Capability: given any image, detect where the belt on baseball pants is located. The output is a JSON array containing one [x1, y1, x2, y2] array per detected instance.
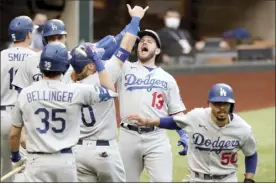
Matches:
[[28, 148, 72, 155], [194, 171, 234, 180], [120, 123, 155, 134], [77, 139, 110, 146], [0, 105, 14, 111]]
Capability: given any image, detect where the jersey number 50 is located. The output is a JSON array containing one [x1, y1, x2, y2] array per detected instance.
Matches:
[[35, 108, 66, 134], [220, 152, 238, 165]]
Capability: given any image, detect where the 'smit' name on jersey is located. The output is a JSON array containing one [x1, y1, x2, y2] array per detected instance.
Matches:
[[1, 47, 36, 106]]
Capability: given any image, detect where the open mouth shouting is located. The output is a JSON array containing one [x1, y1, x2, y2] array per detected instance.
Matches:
[[141, 45, 149, 54]]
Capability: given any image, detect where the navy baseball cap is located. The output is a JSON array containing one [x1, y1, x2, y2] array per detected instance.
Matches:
[[138, 29, 161, 48]]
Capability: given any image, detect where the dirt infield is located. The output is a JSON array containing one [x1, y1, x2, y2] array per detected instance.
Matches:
[[115, 70, 275, 124]]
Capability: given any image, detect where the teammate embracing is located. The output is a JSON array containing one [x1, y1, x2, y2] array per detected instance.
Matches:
[[12, 19, 68, 91], [9, 42, 118, 182], [1, 16, 36, 182], [65, 4, 149, 182], [127, 83, 258, 182]]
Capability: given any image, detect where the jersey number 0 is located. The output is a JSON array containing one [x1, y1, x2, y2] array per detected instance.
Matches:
[[81, 105, 96, 127]]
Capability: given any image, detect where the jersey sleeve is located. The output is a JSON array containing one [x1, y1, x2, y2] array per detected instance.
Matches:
[[11, 99, 24, 127], [75, 84, 118, 105], [61, 66, 74, 84], [12, 61, 31, 89], [241, 130, 257, 157], [167, 78, 186, 115], [173, 110, 194, 133]]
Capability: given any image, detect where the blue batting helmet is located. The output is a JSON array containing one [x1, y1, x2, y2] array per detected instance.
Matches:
[[8, 16, 34, 42], [39, 42, 69, 74], [208, 83, 235, 113], [138, 29, 161, 48], [70, 43, 105, 74], [42, 19, 67, 44]]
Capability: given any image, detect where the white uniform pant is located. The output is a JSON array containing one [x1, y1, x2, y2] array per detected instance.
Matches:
[[73, 139, 126, 182], [118, 128, 173, 182], [22, 150, 77, 182], [1, 108, 13, 182]]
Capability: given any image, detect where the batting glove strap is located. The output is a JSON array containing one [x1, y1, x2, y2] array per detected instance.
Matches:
[[244, 178, 255, 183]]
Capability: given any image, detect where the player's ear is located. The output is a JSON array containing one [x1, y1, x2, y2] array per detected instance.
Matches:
[[87, 63, 96, 72], [155, 48, 161, 55]]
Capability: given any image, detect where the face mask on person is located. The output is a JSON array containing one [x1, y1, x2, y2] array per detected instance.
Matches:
[[165, 17, 181, 29]]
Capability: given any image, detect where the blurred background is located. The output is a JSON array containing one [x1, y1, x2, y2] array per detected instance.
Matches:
[[1, 1, 275, 181], [0, 0, 275, 66]]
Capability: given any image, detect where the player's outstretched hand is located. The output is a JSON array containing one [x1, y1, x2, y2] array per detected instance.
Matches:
[[84, 44, 104, 62], [126, 114, 150, 126], [126, 4, 149, 19]]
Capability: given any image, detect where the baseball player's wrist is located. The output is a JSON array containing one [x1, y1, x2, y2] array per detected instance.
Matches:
[[11, 151, 21, 162], [127, 16, 140, 35], [114, 47, 131, 62], [245, 152, 257, 174], [159, 117, 178, 130], [94, 59, 105, 72]]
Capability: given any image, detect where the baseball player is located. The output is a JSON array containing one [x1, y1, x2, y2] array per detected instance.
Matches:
[[127, 83, 258, 183], [9, 42, 118, 182], [1, 16, 36, 182], [64, 5, 149, 182], [102, 24, 188, 180], [9, 18, 68, 182], [12, 19, 68, 91]]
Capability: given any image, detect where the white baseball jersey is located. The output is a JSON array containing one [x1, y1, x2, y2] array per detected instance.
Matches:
[[11, 51, 42, 89], [62, 67, 117, 140], [173, 107, 257, 175], [107, 59, 185, 128], [1, 47, 36, 106], [11, 79, 117, 153], [12, 48, 71, 89]]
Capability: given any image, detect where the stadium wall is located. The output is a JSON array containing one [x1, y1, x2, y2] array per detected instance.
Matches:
[[115, 63, 275, 125]]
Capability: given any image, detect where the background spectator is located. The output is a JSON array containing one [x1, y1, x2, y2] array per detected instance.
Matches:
[[31, 12, 48, 50], [157, 8, 195, 65]]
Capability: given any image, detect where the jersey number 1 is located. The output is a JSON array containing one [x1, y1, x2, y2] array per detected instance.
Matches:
[[151, 92, 164, 110], [8, 67, 18, 90]]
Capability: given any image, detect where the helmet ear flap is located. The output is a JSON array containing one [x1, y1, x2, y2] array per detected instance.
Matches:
[[229, 103, 235, 114]]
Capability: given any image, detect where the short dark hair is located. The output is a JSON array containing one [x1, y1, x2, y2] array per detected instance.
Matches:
[[41, 70, 61, 78]]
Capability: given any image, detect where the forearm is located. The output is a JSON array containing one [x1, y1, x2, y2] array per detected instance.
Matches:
[[98, 70, 115, 91], [20, 127, 26, 149], [113, 17, 140, 67], [93, 57, 115, 91], [9, 126, 22, 152], [120, 17, 140, 52], [147, 116, 179, 130], [245, 152, 258, 179]]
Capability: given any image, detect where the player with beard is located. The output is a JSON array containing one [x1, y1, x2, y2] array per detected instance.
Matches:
[[107, 28, 189, 182], [126, 83, 258, 183]]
